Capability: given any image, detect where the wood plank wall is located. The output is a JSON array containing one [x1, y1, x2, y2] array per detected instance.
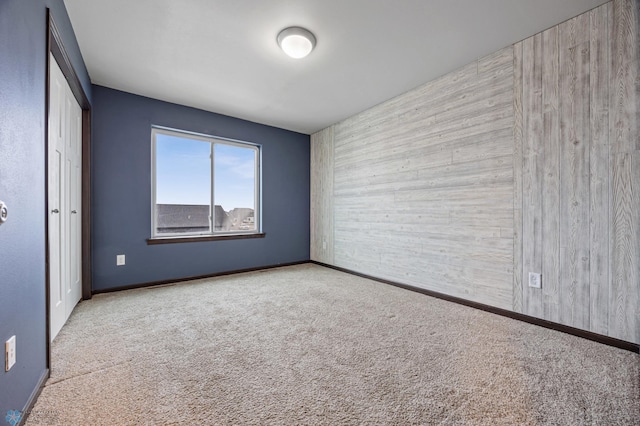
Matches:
[[609, 0, 640, 345], [311, 0, 639, 343], [514, 0, 639, 343], [310, 126, 334, 264], [329, 47, 516, 310]]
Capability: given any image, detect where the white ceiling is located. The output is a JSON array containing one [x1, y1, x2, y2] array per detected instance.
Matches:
[[64, 0, 607, 135]]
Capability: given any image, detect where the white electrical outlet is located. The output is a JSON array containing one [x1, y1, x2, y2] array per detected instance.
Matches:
[[5, 335, 16, 372], [529, 272, 542, 289], [322, 239, 327, 250], [116, 254, 126, 266]]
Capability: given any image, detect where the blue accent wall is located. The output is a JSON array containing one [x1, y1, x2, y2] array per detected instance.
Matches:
[[0, 0, 90, 415], [91, 86, 310, 291]]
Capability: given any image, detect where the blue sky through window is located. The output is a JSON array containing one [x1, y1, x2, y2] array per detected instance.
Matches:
[[214, 143, 255, 211], [156, 133, 256, 211]]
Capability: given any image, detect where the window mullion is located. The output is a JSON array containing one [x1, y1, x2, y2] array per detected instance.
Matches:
[[210, 142, 215, 235], [151, 129, 158, 237], [255, 147, 260, 233]]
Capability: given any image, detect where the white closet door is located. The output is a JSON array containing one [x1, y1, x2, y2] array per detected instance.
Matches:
[[65, 76, 82, 318], [48, 53, 82, 341]]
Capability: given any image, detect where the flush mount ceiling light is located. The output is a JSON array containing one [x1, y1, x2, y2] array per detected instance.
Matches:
[[277, 27, 316, 59]]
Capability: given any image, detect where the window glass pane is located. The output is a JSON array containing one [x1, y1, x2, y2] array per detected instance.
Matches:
[[214, 143, 256, 232], [155, 133, 211, 235]]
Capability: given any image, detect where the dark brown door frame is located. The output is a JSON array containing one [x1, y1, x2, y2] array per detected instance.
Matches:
[[45, 9, 92, 367]]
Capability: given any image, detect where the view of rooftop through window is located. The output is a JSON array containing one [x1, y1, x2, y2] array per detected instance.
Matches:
[[153, 130, 258, 235]]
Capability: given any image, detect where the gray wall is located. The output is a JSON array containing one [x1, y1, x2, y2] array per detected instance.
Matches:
[[91, 86, 310, 291], [311, 0, 639, 344], [0, 0, 91, 414]]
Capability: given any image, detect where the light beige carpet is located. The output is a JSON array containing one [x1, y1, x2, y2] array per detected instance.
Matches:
[[27, 264, 639, 425]]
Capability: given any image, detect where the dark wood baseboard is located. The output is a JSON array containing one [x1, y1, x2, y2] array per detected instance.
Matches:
[[19, 368, 49, 426], [310, 261, 640, 354], [92, 260, 309, 295]]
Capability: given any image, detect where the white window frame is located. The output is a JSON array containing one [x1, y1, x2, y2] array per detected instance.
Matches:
[[151, 126, 261, 239]]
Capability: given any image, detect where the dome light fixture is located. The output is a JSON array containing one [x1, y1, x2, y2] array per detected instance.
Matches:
[[277, 27, 316, 59]]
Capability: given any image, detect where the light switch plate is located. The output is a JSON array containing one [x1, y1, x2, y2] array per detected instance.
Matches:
[[529, 272, 542, 289], [116, 254, 125, 266], [5, 335, 16, 371]]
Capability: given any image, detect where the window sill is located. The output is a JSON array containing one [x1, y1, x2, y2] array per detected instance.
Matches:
[[147, 233, 265, 245]]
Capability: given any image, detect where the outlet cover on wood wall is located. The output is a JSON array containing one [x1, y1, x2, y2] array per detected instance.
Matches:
[[528, 272, 542, 289]]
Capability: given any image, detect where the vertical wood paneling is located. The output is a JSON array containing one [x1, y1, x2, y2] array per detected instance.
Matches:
[[522, 33, 544, 318], [611, 0, 640, 154], [589, 3, 611, 336], [542, 26, 561, 323], [608, 0, 639, 343], [511, 0, 638, 343], [310, 126, 334, 264], [513, 42, 524, 313], [559, 12, 591, 330], [609, 153, 639, 341], [634, 151, 640, 344]]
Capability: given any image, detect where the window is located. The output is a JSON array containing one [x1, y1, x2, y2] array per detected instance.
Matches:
[[151, 127, 260, 239]]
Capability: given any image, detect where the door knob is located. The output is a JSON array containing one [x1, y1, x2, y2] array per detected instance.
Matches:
[[0, 200, 7, 224], [51, 209, 60, 214], [71, 210, 77, 214]]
